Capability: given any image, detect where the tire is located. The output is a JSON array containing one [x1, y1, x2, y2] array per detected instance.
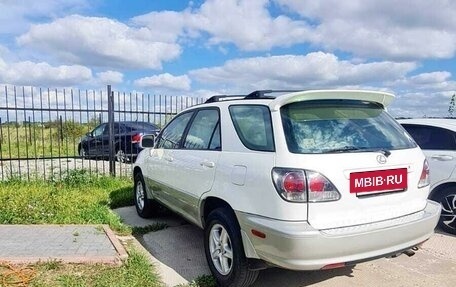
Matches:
[[79, 145, 88, 158], [133, 173, 159, 218], [204, 208, 259, 287], [433, 187, 456, 235]]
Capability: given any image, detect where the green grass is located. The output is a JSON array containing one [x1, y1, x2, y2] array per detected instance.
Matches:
[[27, 249, 161, 287], [0, 169, 133, 234], [0, 124, 89, 159], [176, 275, 217, 287], [132, 223, 168, 236], [0, 169, 166, 287]]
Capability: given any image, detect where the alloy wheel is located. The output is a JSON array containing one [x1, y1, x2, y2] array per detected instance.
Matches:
[[79, 147, 86, 157], [116, 149, 127, 163], [209, 223, 233, 275], [441, 193, 456, 231], [136, 180, 145, 211]]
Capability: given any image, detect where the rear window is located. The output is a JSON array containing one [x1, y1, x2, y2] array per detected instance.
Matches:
[[280, 100, 416, 154]]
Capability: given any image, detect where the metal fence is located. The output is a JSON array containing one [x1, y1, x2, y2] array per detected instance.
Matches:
[[0, 85, 204, 180]]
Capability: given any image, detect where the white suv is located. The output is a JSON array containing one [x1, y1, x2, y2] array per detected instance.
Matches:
[[133, 90, 441, 287]]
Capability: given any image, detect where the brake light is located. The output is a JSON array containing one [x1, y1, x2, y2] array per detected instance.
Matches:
[[131, 133, 143, 144], [272, 168, 340, 202], [272, 169, 307, 201], [283, 172, 306, 192], [418, 159, 430, 188]]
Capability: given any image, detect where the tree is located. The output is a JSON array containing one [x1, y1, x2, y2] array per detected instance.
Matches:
[[448, 94, 456, 117]]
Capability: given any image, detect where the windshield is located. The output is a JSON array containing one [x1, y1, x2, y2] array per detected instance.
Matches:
[[280, 100, 416, 154]]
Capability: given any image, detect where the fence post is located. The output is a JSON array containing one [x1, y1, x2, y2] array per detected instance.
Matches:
[[59, 115, 63, 142], [107, 85, 116, 176]]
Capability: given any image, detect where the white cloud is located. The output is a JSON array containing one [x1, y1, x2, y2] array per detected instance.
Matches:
[[17, 15, 182, 69], [132, 0, 312, 51], [408, 72, 452, 85], [390, 91, 455, 118], [0, 58, 92, 86], [191, 0, 311, 50], [386, 71, 456, 91], [131, 10, 191, 43], [134, 73, 191, 91], [276, 0, 456, 60], [96, 71, 123, 85], [132, 0, 456, 58], [0, 0, 89, 34], [190, 52, 416, 89]]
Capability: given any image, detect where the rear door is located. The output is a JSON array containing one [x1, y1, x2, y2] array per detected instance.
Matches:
[[401, 124, 456, 187], [276, 99, 427, 229]]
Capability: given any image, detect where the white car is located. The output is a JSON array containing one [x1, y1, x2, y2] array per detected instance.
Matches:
[[399, 118, 456, 235], [134, 90, 440, 287]]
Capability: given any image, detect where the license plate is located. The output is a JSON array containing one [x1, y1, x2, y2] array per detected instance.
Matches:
[[350, 168, 407, 194]]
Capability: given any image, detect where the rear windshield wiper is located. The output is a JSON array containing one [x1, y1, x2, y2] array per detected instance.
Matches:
[[323, 146, 391, 156], [323, 146, 360, 153]]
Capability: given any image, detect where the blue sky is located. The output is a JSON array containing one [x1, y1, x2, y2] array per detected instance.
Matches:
[[0, 0, 455, 117]]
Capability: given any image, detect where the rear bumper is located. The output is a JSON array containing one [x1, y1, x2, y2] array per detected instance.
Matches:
[[236, 200, 441, 270]]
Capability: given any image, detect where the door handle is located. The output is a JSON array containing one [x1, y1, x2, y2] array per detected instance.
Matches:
[[431, 155, 453, 161], [200, 160, 215, 168], [163, 156, 174, 162]]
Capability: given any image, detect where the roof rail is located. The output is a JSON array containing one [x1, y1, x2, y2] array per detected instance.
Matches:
[[204, 90, 304, 103], [244, 90, 302, 99], [204, 95, 245, 103]]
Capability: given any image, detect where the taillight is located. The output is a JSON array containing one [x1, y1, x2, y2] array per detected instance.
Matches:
[[272, 169, 307, 202], [131, 133, 143, 144], [272, 168, 340, 202], [417, 159, 430, 188], [307, 171, 341, 202]]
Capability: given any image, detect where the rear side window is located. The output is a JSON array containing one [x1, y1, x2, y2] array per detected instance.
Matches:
[[402, 124, 456, 150], [229, 105, 274, 152], [281, 100, 416, 154]]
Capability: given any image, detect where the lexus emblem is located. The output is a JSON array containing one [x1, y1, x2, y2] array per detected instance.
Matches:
[[377, 155, 387, 164]]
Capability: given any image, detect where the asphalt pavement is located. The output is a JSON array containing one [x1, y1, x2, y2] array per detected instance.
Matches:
[[114, 206, 456, 287]]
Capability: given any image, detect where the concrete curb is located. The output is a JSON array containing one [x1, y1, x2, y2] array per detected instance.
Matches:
[[103, 225, 128, 261], [118, 234, 189, 287]]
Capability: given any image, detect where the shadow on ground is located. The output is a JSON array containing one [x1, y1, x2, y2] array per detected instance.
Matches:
[[115, 206, 357, 285]]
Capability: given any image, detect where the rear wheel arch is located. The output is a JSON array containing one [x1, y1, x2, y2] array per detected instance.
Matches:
[[429, 182, 456, 200], [133, 166, 142, 179], [201, 197, 236, 228], [429, 182, 456, 235]]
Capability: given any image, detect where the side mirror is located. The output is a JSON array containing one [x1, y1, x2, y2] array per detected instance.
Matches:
[[140, 134, 156, 148], [86, 132, 93, 137]]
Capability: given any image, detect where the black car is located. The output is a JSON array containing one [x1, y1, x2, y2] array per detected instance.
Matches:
[[78, 121, 160, 162]]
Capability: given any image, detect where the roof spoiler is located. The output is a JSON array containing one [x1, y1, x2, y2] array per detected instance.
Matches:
[[268, 90, 395, 111]]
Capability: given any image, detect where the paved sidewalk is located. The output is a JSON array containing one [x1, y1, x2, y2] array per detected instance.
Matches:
[[0, 225, 127, 264]]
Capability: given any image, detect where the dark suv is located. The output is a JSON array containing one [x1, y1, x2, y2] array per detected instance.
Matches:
[[78, 121, 160, 162]]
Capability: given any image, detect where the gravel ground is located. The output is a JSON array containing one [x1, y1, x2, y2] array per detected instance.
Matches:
[[0, 158, 132, 180]]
